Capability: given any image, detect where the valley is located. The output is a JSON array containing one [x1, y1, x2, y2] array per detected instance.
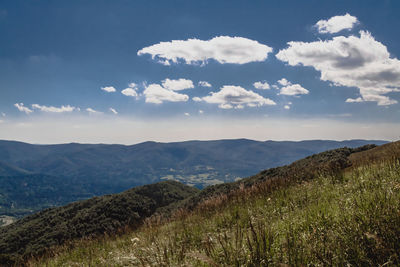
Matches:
[[0, 139, 387, 218]]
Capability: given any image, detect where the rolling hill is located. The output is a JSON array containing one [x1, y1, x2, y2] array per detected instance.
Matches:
[[2, 142, 398, 265], [25, 140, 400, 267], [0, 181, 198, 264], [0, 139, 387, 218]]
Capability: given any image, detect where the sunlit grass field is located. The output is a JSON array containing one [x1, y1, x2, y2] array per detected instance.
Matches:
[[32, 158, 400, 266]]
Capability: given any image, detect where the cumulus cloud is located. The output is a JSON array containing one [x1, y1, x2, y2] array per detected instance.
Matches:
[[32, 104, 76, 113], [276, 79, 309, 96], [14, 103, 33, 114], [315, 13, 358, 34], [86, 108, 102, 114], [137, 36, 273, 65], [143, 83, 189, 104], [121, 88, 138, 97], [162, 78, 194, 91], [277, 78, 290, 86], [276, 31, 400, 105], [101, 86, 116, 93], [280, 85, 309, 96], [198, 81, 212, 87], [199, 110, 204, 114], [253, 81, 270, 90], [192, 97, 202, 102], [121, 83, 139, 98], [197, 85, 276, 109], [184, 112, 190, 116], [345, 97, 363, 103], [109, 108, 118, 114]]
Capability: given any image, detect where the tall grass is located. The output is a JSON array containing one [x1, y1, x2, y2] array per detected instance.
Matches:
[[32, 160, 400, 266]]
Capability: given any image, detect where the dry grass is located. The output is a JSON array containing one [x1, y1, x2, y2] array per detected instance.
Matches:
[[31, 158, 400, 266]]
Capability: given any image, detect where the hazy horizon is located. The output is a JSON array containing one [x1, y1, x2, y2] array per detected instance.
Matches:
[[0, 116, 395, 146]]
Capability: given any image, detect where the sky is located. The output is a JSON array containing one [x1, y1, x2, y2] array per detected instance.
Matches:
[[0, 0, 400, 144]]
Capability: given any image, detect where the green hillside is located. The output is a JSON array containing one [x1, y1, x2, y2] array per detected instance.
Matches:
[[0, 174, 94, 218], [27, 142, 400, 266], [0, 181, 198, 265], [0, 161, 30, 177]]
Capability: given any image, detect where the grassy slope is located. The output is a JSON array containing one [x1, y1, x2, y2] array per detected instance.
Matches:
[[29, 142, 400, 266], [0, 181, 198, 265], [179, 145, 375, 212]]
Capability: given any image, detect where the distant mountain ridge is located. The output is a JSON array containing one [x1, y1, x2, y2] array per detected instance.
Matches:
[[0, 139, 387, 217]]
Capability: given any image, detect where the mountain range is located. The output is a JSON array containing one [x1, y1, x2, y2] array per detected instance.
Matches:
[[0, 139, 387, 217]]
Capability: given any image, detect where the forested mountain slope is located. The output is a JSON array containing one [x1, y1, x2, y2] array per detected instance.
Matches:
[[0, 139, 387, 217]]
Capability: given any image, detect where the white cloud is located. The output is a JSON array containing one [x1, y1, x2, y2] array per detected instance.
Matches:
[[253, 81, 270, 90], [198, 81, 212, 87], [315, 13, 358, 34], [32, 104, 76, 113], [143, 83, 189, 104], [198, 85, 276, 109], [14, 103, 33, 114], [193, 97, 202, 102], [277, 78, 290, 86], [199, 110, 204, 114], [128, 83, 137, 88], [280, 84, 309, 96], [137, 36, 273, 65], [101, 86, 116, 93], [276, 78, 309, 96], [284, 102, 293, 110], [109, 108, 118, 114], [162, 78, 194, 91], [345, 97, 364, 103], [121, 83, 139, 98], [184, 112, 190, 116], [121, 88, 138, 98], [86, 108, 102, 114], [276, 31, 400, 105]]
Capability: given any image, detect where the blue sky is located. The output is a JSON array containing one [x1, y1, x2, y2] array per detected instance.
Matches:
[[0, 0, 400, 144]]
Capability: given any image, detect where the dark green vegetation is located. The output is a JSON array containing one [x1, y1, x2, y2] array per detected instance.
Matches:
[[0, 139, 387, 217], [0, 181, 198, 265], [0, 174, 93, 218], [30, 141, 400, 266]]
